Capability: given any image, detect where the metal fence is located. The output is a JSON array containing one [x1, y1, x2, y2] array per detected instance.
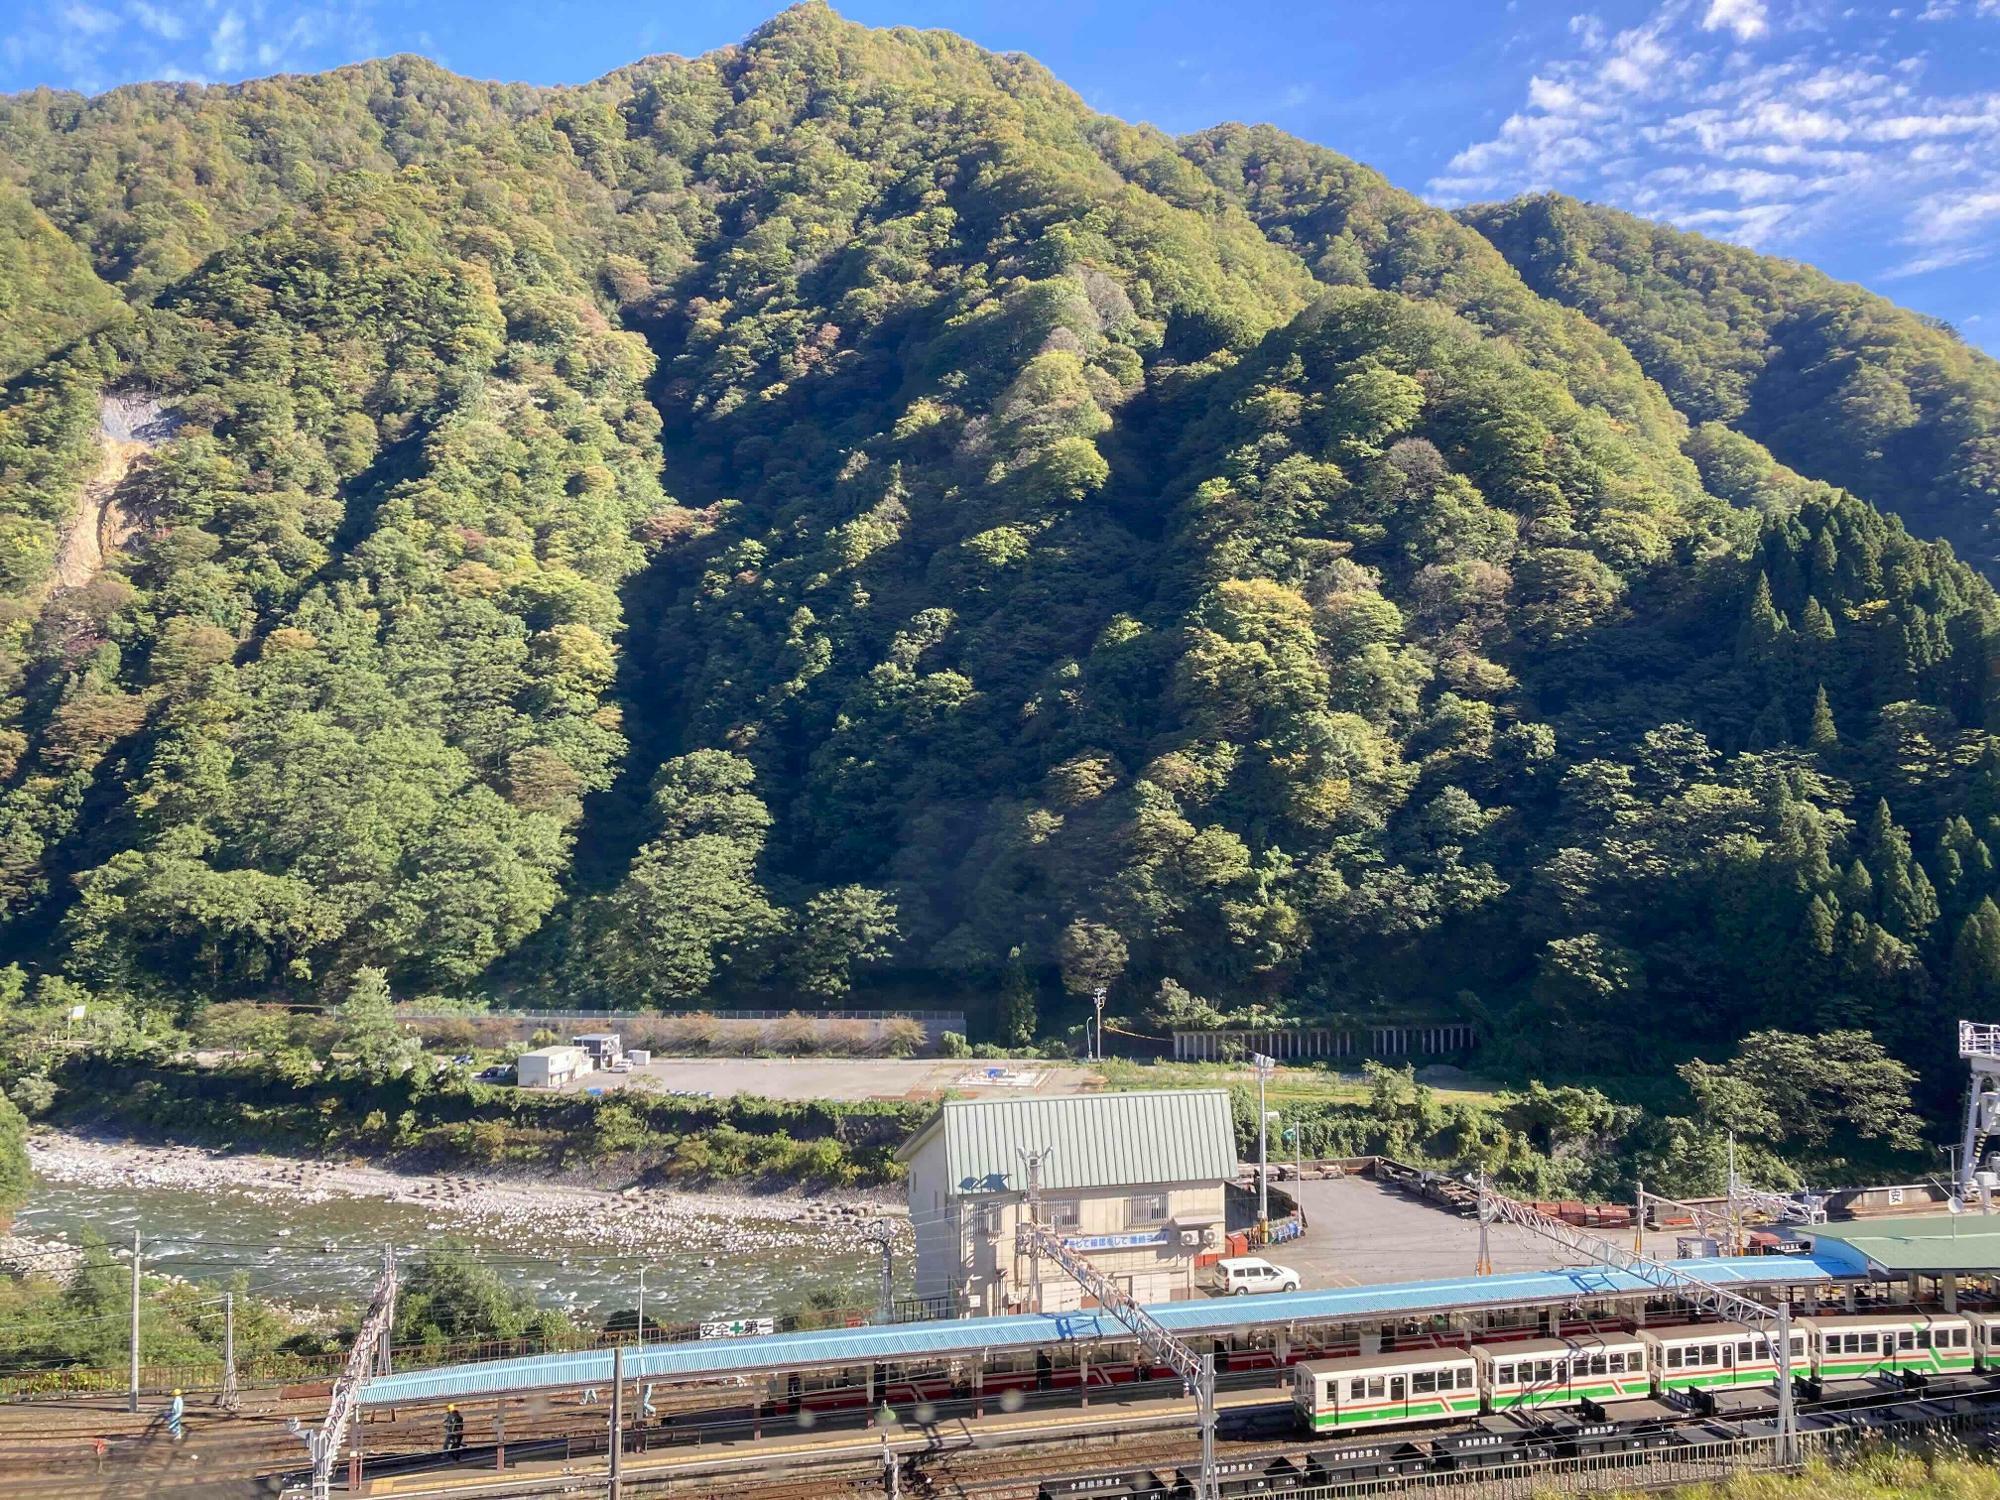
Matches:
[[396, 1008, 966, 1025], [1172, 1023, 1477, 1061], [1299, 1412, 1991, 1499]]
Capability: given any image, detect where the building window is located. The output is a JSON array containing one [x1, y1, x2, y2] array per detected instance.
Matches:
[[980, 1205, 1003, 1236], [1128, 1192, 1169, 1225], [1046, 1200, 1081, 1230]]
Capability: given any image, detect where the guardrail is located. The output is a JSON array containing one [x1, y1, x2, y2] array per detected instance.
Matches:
[[1303, 1410, 1984, 1497]]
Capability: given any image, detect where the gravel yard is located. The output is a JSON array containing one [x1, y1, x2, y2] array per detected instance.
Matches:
[[559, 1056, 1100, 1101]]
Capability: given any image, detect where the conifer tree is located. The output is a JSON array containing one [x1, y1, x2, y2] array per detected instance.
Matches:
[[1948, 899, 2000, 1012], [1808, 684, 1838, 753], [997, 947, 1037, 1048]]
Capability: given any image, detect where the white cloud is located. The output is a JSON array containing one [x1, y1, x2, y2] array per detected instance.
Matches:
[[1701, 0, 1769, 40], [1528, 74, 1580, 111], [61, 3, 116, 36], [1, 0, 375, 93], [208, 10, 244, 73], [127, 2, 186, 42], [1428, 0, 2000, 274]]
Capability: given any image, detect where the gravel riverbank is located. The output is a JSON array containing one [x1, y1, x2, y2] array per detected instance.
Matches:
[[25, 1130, 909, 1263]]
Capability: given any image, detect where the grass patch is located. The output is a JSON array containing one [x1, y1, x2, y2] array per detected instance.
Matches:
[[1095, 1057, 1506, 1112]]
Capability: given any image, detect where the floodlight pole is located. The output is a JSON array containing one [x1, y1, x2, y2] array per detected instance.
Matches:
[[1253, 1052, 1275, 1235]]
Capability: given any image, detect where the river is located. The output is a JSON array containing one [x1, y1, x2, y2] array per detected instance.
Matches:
[[13, 1136, 914, 1328]]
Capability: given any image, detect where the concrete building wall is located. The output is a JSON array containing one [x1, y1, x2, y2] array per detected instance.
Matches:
[[943, 1180, 1224, 1313], [903, 1130, 961, 1303], [517, 1045, 587, 1089]]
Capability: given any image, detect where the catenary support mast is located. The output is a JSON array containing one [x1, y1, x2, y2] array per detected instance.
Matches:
[[306, 1247, 398, 1500]]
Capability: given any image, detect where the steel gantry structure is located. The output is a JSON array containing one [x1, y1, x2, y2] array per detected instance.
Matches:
[[1960, 1020, 2000, 1205], [302, 1247, 398, 1500], [1014, 1149, 1219, 1500], [1479, 1180, 1799, 1464]]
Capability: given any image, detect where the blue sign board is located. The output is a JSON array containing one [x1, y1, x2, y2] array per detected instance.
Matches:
[[1060, 1229, 1172, 1251]]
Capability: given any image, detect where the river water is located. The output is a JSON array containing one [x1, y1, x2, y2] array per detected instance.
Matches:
[[14, 1173, 912, 1327]]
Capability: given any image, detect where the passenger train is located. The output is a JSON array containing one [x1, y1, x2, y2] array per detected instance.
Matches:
[[1294, 1312, 1979, 1433]]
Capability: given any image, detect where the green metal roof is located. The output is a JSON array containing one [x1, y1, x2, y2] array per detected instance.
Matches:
[[1811, 1213, 2000, 1273], [899, 1088, 1238, 1195]]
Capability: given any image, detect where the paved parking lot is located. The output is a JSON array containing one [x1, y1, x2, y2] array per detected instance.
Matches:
[[1276, 1176, 1700, 1290]]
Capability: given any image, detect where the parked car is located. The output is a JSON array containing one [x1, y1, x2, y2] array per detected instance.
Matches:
[[452, 1053, 476, 1066], [1212, 1255, 1302, 1295], [476, 1065, 514, 1083]]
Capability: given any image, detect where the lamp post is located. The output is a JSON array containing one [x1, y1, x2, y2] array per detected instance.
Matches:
[[1091, 986, 1107, 1063], [636, 1264, 666, 1346], [1252, 1053, 1275, 1236]]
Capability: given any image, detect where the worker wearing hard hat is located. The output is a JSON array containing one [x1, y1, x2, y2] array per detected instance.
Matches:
[[444, 1403, 465, 1452]]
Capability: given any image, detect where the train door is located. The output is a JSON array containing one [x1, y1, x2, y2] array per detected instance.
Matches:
[[1388, 1373, 1406, 1415]]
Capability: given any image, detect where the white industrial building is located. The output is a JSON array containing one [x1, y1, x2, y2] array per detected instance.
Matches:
[[516, 1044, 589, 1089], [896, 1089, 1237, 1316]]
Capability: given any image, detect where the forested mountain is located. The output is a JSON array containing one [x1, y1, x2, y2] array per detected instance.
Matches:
[[1463, 194, 2000, 573], [0, 3, 1997, 1088]]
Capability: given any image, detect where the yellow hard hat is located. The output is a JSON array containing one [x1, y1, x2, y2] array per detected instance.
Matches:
[[446, 1403, 457, 1412], [171, 1388, 182, 1396]]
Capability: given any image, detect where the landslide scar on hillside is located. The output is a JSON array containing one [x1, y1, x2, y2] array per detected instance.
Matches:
[[44, 392, 180, 596]]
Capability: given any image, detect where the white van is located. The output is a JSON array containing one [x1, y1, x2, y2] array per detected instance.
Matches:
[[1213, 1256, 1302, 1295]]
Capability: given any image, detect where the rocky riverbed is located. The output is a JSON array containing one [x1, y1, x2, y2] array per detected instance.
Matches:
[[16, 1131, 913, 1320]]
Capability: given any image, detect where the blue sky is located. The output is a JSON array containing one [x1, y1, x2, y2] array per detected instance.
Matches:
[[3, 0, 1998, 353]]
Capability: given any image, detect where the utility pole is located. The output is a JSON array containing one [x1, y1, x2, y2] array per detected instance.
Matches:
[[608, 1344, 624, 1500], [1091, 986, 1107, 1063], [1475, 1169, 1493, 1277], [881, 1432, 900, 1499], [1727, 1133, 1740, 1256], [1252, 1052, 1275, 1236], [1016, 1146, 1052, 1313], [128, 1228, 141, 1413], [862, 1220, 896, 1323], [221, 1292, 239, 1410]]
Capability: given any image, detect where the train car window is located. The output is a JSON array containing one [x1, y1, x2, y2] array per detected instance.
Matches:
[[1792, 1337, 1805, 1358], [1495, 1364, 1514, 1384], [1412, 1371, 1436, 1395], [1737, 1341, 1755, 1362], [1955, 1328, 1970, 1348], [1350, 1379, 1365, 1399], [1535, 1360, 1554, 1383], [1366, 1378, 1385, 1398], [1665, 1348, 1681, 1370], [1898, 1331, 1915, 1351], [1457, 1368, 1475, 1389], [1860, 1334, 1879, 1353]]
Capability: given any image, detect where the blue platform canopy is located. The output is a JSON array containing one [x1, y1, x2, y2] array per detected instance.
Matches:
[[360, 1253, 1853, 1406]]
